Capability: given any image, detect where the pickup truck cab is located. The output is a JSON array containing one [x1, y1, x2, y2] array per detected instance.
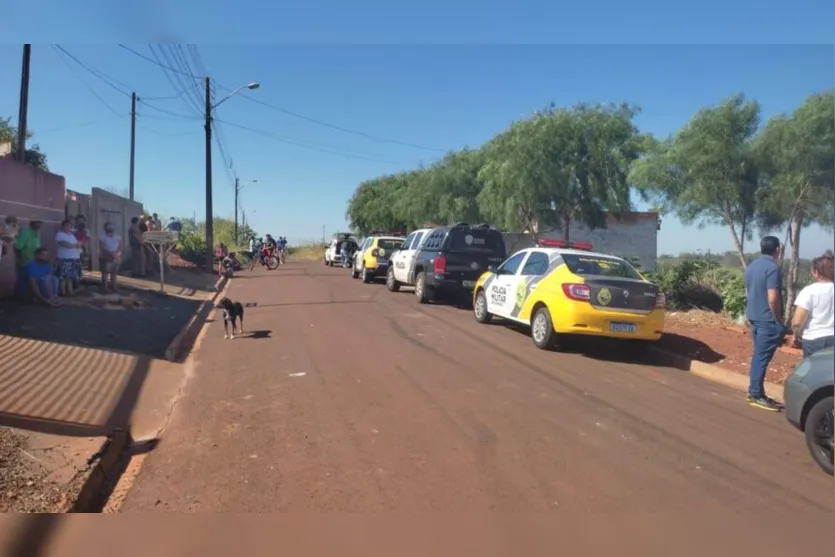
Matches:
[[409, 223, 506, 304], [385, 227, 433, 292]]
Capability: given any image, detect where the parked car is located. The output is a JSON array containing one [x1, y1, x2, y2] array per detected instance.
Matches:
[[351, 234, 406, 283], [409, 223, 506, 304], [472, 239, 665, 350], [324, 233, 357, 267], [385, 227, 433, 292], [784, 347, 834, 476]]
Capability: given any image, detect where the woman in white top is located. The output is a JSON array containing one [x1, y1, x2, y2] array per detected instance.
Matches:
[[55, 219, 82, 297], [99, 221, 123, 292], [792, 250, 835, 358]]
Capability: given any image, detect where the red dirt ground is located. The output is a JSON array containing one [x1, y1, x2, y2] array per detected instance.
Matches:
[[660, 311, 802, 384]]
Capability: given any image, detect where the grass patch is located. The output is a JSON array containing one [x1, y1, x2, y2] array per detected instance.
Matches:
[[288, 242, 326, 261]]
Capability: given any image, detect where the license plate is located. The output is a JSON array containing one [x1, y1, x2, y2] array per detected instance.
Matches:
[[609, 322, 636, 333], [462, 280, 476, 288]]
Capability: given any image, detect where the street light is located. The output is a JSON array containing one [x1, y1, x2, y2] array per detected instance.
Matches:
[[235, 178, 258, 244], [204, 79, 259, 272]]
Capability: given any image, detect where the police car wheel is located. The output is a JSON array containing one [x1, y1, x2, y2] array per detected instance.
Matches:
[[386, 267, 400, 292], [473, 290, 492, 324], [351, 264, 360, 279], [362, 266, 372, 283], [531, 307, 557, 350], [415, 272, 434, 303]]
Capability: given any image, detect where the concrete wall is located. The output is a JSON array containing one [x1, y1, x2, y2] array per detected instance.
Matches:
[[0, 157, 66, 298], [87, 188, 144, 271], [503, 212, 660, 271]]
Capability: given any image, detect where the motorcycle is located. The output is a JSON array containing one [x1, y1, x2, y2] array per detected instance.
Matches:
[[249, 246, 280, 271]]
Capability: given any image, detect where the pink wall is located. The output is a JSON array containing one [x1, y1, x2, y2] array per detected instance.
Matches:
[[0, 157, 66, 298]]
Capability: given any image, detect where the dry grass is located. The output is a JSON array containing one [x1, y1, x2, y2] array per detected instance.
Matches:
[[290, 242, 326, 261], [665, 309, 737, 328]]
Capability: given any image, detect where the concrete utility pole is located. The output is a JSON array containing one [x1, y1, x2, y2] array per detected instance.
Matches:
[[129, 92, 137, 200], [204, 76, 214, 272], [15, 44, 32, 163]]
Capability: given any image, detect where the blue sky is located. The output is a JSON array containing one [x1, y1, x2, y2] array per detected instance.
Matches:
[[0, 42, 832, 255]]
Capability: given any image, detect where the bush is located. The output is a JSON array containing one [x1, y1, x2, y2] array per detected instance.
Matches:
[[643, 259, 746, 318], [177, 230, 206, 264]]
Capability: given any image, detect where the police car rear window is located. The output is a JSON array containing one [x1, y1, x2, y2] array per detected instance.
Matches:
[[376, 239, 402, 251], [561, 254, 642, 280], [447, 229, 505, 252]]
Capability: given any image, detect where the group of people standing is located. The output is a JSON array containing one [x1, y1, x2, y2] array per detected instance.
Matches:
[[745, 236, 834, 411], [0, 214, 124, 306]]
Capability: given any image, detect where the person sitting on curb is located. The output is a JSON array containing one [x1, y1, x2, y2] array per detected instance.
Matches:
[[791, 250, 834, 358], [27, 247, 60, 307]]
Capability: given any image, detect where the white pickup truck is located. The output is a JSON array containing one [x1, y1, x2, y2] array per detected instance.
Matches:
[[384, 227, 432, 291]]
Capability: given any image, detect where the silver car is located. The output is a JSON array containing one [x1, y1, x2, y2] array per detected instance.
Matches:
[[783, 347, 834, 476]]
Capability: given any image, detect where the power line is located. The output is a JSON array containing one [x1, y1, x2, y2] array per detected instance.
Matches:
[[54, 44, 131, 97], [155, 45, 204, 115], [137, 99, 200, 120], [221, 86, 446, 153], [118, 44, 200, 78], [148, 45, 204, 117], [52, 46, 125, 117], [215, 119, 407, 165]]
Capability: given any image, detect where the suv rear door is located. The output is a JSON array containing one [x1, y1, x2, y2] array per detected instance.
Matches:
[[441, 227, 506, 286]]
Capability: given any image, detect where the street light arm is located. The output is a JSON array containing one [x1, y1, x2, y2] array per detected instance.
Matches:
[[212, 82, 260, 110]]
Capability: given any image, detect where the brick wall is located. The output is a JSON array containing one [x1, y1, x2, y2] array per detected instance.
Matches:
[[0, 157, 66, 298], [503, 212, 660, 271]]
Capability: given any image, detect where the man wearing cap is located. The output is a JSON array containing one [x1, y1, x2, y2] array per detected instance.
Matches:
[[14, 216, 42, 296]]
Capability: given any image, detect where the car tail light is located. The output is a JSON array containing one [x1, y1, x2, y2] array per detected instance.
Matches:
[[371, 248, 379, 257], [655, 292, 666, 308], [562, 283, 590, 301], [434, 255, 447, 274]]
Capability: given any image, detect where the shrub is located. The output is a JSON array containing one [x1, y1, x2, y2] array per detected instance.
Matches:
[[643, 259, 745, 317]]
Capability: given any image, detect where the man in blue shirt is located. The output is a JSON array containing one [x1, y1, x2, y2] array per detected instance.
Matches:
[[27, 247, 60, 307], [744, 236, 785, 411]]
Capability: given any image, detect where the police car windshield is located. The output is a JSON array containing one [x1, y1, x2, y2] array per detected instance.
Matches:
[[447, 229, 504, 252], [561, 254, 642, 280], [377, 239, 403, 251]]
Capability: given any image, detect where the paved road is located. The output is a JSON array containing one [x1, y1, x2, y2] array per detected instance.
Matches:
[[115, 260, 829, 547]]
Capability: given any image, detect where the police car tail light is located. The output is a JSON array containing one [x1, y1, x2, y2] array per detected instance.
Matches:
[[371, 248, 379, 257], [434, 255, 447, 274], [655, 292, 666, 308], [562, 283, 590, 301]]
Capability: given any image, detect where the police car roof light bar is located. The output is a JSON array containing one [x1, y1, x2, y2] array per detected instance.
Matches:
[[537, 238, 594, 251]]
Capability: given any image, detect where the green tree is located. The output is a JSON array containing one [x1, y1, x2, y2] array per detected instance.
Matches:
[[629, 94, 761, 269], [478, 103, 642, 240], [755, 89, 835, 324], [0, 117, 49, 171], [346, 174, 412, 235]]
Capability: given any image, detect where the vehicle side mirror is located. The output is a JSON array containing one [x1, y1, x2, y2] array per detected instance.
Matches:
[[488, 265, 498, 274]]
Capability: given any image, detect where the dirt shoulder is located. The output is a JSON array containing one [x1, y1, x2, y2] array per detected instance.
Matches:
[[660, 310, 802, 384], [0, 428, 100, 513]]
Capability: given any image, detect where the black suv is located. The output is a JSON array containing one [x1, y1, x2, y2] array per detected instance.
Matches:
[[411, 223, 506, 304]]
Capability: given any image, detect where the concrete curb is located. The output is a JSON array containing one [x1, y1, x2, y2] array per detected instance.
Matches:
[[61, 429, 133, 513], [163, 275, 228, 362], [648, 346, 785, 403]]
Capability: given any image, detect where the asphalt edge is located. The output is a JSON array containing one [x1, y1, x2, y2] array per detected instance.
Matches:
[[61, 276, 228, 512], [164, 275, 227, 362], [647, 346, 786, 403]]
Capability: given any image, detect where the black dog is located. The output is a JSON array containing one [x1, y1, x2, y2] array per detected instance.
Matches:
[[216, 297, 245, 339]]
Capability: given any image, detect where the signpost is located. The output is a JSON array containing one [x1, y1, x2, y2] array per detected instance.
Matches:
[[142, 230, 178, 292]]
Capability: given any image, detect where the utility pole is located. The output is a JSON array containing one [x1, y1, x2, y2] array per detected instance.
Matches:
[[234, 177, 239, 245], [204, 76, 214, 272], [15, 44, 32, 162], [129, 92, 137, 200]]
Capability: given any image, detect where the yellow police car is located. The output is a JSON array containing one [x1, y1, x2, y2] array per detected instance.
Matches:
[[351, 233, 406, 283], [472, 239, 665, 350]]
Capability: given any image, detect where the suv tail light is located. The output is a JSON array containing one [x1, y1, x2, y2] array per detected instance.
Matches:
[[655, 292, 666, 308], [371, 248, 379, 257], [434, 255, 447, 274], [562, 283, 590, 301]]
